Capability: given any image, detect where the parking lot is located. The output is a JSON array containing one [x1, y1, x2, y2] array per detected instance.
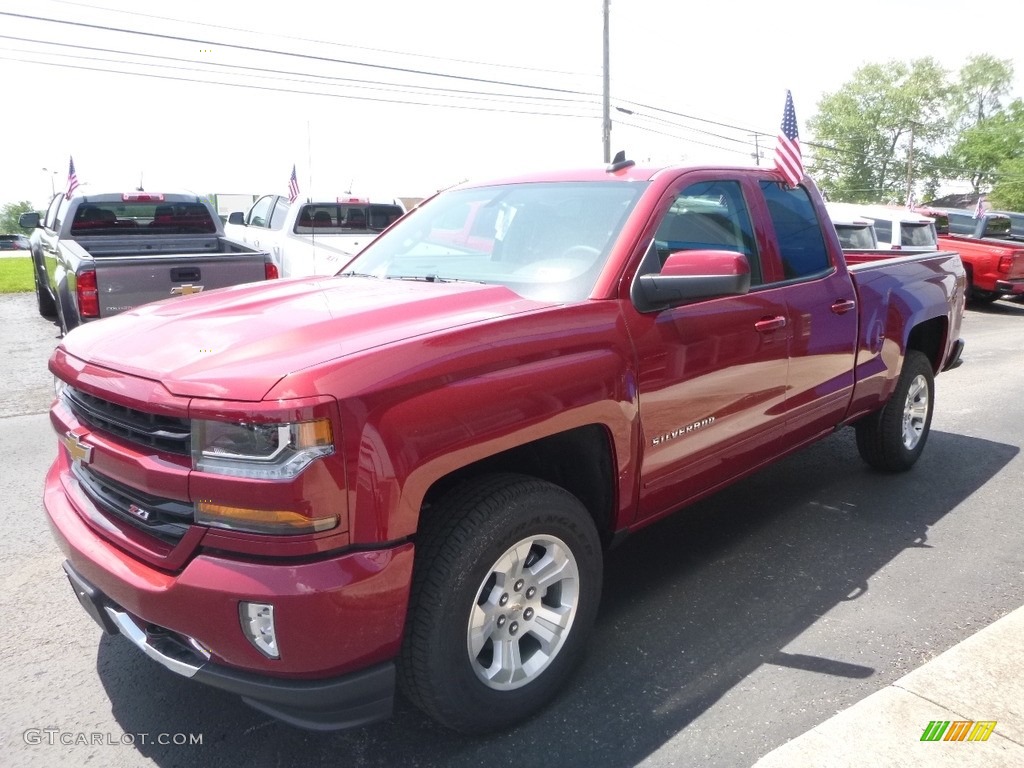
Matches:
[[1, 292, 1022, 768]]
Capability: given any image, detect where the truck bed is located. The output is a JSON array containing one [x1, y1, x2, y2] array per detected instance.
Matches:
[[75, 234, 257, 257]]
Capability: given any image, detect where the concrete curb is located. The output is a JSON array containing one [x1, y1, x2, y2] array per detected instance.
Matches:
[[754, 606, 1024, 767]]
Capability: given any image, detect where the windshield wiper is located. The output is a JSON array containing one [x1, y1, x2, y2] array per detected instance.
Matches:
[[386, 274, 485, 284]]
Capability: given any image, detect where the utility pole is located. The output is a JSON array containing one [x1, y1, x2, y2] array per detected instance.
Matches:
[[750, 134, 763, 166], [905, 122, 916, 206], [602, 0, 611, 163]]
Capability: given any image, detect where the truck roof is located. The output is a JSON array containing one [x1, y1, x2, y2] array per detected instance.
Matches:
[[454, 163, 790, 188]]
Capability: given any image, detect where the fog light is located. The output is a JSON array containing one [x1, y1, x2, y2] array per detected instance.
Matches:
[[240, 602, 279, 659]]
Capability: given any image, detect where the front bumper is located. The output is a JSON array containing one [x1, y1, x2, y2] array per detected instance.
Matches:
[[45, 460, 414, 730], [62, 561, 395, 730]]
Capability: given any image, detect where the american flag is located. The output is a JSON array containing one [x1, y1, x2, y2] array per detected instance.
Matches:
[[774, 90, 804, 187], [65, 156, 80, 200], [973, 196, 985, 219], [288, 164, 300, 204]]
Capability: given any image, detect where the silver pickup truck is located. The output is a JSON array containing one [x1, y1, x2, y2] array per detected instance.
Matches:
[[20, 190, 277, 334]]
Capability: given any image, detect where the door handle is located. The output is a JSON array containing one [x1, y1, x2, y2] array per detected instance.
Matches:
[[831, 299, 857, 314], [171, 267, 201, 282], [755, 316, 787, 332]]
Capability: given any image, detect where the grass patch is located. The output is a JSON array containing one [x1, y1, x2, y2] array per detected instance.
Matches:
[[0, 257, 33, 293]]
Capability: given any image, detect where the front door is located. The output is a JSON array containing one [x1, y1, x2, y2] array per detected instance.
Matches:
[[624, 175, 791, 524]]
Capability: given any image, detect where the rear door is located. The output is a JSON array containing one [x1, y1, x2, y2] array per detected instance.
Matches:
[[754, 181, 857, 441]]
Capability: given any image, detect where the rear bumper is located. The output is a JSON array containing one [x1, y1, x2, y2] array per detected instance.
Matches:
[[995, 279, 1024, 295], [45, 460, 414, 730]]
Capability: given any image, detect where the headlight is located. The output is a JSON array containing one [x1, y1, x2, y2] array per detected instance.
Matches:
[[191, 418, 334, 480]]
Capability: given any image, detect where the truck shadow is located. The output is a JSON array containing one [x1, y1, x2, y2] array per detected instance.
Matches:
[[967, 298, 1024, 315], [96, 428, 1018, 768]]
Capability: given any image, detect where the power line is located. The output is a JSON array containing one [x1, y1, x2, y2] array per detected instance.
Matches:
[[47, 0, 602, 80], [0, 54, 600, 119], [0, 36, 600, 110], [0, 11, 595, 97]]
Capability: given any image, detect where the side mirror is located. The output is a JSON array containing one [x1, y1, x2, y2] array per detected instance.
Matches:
[[19, 211, 41, 229], [632, 249, 751, 313], [227, 211, 245, 225]]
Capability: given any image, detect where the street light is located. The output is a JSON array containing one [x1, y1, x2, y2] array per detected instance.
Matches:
[[41, 167, 59, 196]]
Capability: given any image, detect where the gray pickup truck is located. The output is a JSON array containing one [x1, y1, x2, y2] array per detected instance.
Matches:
[[20, 190, 277, 334]]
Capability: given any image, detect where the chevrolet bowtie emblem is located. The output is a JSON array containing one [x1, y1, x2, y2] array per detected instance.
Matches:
[[171, 284, 204, 296], [62, 432, 93, 464]]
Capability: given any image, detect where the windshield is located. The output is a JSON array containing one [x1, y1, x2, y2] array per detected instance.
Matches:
[[834, 223, 876, 249], [343, 181, 648, 302]]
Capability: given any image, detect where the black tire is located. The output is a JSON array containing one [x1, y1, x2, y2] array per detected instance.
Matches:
[[399, 473, 603, 733], [855, 350, 935, 472], [968, 288, 999, 305], [34, 262, 57, 319]]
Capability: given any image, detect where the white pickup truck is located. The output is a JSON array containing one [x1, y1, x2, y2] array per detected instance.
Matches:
[[225, 195, 406, 277]]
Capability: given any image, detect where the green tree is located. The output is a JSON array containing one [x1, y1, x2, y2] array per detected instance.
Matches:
[[807, 58, 951, 203], [950, 54, 1014, 128], [941, 100, 1024, 192], [0, 201, 36, 234], [935, 57, 1018, 193], [988, 156, 1024, 210]]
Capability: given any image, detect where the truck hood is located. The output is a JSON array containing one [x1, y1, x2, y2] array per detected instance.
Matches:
[[59, 276, 547, 400]]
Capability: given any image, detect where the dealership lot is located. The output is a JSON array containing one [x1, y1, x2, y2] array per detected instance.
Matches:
[[1, 292, 1022, 768]]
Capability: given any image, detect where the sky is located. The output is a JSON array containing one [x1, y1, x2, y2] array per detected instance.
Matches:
[[3, 0, 1024, 212]]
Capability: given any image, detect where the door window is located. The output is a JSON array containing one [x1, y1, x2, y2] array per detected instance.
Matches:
[[247, 196, 275, 228], [653, 180, 762, 285], [759, 181, 831, 278]]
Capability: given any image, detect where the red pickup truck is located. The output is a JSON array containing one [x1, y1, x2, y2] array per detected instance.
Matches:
[[914, 206, 1024, 303], [45, 161, 965, 734]]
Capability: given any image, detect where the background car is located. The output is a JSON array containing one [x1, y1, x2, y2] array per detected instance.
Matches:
[[824, 203, 879, 250], [0, 233, 31, 252], [838, 203, 938, 251]]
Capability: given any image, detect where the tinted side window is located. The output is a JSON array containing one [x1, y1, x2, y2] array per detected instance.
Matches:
[[654, 180, 762, 285], [368, 204, 404, 230], [759, 181, 831, 279], [946, 213, 973, 235], [872, 219, 893, 243], [982, 217, 1011, 237]]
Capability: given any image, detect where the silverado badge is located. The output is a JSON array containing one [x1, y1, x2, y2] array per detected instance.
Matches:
[[62, 432, 93, 464]]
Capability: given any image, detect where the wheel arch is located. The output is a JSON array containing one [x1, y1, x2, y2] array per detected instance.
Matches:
[[905, 315, 948, 373], [417, 424, 618, 548]]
